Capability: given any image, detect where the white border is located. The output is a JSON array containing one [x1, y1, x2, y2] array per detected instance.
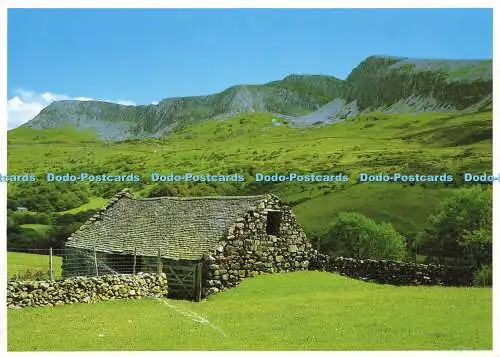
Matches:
[[491, 4, 499, 355], [1, 2, 497, 357], [2, 0, 497, 8], [0, 0, 7, 354]]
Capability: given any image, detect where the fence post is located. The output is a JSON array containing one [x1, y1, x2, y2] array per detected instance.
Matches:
[[49, 247, 54, 281], [133, 247, 137, 275], [195, 262, 202, 302], [157, 249, 162, 275], [93, 247, 99, 277]]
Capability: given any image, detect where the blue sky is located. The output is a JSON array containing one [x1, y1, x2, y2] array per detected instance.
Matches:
[[7, 8, 493, 128]]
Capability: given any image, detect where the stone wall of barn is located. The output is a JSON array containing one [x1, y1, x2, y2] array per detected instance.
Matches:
[[203, 194, 316, 296]]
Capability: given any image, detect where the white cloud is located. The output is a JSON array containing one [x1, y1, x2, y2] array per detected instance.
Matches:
[[41, 92, 67, 102], [151, 101, 159, 105], [116, 100, 136, 106], [74, 96, 95, 101], [7, 90, 136, 129]]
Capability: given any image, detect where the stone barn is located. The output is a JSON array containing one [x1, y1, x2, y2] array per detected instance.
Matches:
[[63, 189, 316, 300]]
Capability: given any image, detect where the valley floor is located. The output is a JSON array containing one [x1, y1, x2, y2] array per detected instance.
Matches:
[[7, 271, 492, 351]]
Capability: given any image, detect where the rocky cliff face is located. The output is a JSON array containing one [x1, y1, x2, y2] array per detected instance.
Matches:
[[21, 55, 492, 139], [345, 56, 492, 110], [291, 56, 492, 126], [23, 75, 344, 140]]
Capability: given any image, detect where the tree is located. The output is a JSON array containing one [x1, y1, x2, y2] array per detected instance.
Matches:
[[417, 186, 492, 265], [45, 222, 83, 249], [7, 198, 20, 211], [7, 216, 20, 234], [148, 183, 179, 197], [7, 228, 48, 250], [323, 212, 407, 260], [458, 227, 492, 268], [189, 183, 217, 196]]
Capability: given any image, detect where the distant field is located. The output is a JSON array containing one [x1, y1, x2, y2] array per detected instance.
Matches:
[[19, 224, 52, 234], [61, 197, 108, 214], [7, 252, 62, 280], [8, 271, 492, 351], [293, 183, 455, 237]]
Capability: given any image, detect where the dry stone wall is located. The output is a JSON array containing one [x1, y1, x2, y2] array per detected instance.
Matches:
[[7, 273, 168, 309], [309, 254, 474, 286], [203, 195, 316, 296]]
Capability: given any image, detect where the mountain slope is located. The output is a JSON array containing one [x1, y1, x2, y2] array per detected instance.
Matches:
[[19, 55, 492, 139], [21, 75, 344, 140], [7, 109, 493, 238], [344, 56, 492, 109], [291, 56, 492, 125]]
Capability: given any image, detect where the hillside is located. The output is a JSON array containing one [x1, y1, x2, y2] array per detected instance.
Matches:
[[7, 108, 493, 244], [7, 53, 493, 255], [17, 55, 492, 140]]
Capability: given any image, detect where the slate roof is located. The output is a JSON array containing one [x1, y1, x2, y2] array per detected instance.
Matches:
[[65, 190, 267, 260]]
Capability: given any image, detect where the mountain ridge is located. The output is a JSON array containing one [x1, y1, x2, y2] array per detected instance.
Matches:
[[19, 55, 493, 140]]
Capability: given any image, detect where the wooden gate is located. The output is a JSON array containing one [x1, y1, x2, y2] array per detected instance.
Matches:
[[165, 262, 202, 302]]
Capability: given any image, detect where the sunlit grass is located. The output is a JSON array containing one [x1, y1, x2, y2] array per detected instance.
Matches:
[[7, 271, 492, 351]]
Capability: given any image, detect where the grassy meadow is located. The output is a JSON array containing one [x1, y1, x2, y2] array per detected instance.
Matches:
[[7, 109, 493, 239], [61, 197, 108, 214], [7, 271, 492, 351], [7, 252, 63, 280], [8, 110, 491, 178], [6, 109, 493, 351], [19, 224, 52, 234]]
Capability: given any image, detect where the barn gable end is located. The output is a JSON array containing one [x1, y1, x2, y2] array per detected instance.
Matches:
[[203, 194, 316, 296]]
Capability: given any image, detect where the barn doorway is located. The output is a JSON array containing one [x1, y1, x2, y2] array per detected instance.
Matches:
[[164, 261, 203, 302], [266, 210, 282, 235]]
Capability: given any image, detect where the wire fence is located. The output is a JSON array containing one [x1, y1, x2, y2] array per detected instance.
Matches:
[[7, 247, 165, 282]]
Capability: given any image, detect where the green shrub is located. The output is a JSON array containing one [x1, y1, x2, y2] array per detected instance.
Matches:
[[459, 228, 492, 268], [418, 186, 492, 265], [473, 265, 492, 287], [323, 212, 407, 260]]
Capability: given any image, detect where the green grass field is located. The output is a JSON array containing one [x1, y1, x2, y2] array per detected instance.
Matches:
[[19, 224, 52, 234], [7, 252, 63, 280], [6, 110, 493, 351], [61, 197, 108, 214], [7, 271, 491, 351], [6, 110, 493, 239], [293, 182, 456, 237]]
